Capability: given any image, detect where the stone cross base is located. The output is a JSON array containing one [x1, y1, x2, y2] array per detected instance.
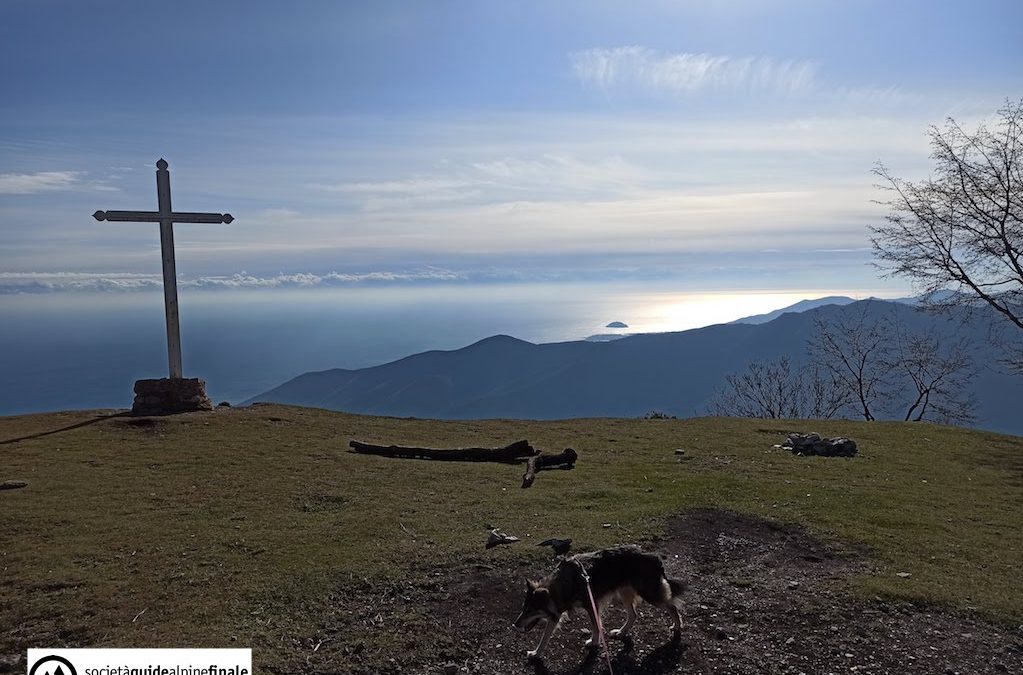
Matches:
[[132, 377, 213, 415]]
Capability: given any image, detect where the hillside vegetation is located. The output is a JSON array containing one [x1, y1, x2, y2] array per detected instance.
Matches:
[[1, 405, 1020, 673]]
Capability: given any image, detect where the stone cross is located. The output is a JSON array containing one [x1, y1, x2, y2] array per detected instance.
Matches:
[[93, 159, 233, 379]]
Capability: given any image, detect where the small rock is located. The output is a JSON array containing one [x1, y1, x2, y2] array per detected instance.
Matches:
[[674, 448, 686, 456], [787, 581, 800, 590], [0, 480, 27, 490], [602, 523, 612, 528], [896, 572, 912, 578], [485, 529, 519, 549], [443, 663, 457, 675]]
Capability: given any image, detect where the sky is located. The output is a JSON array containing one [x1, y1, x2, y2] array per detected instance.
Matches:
[[1, 0, 1022, 297]]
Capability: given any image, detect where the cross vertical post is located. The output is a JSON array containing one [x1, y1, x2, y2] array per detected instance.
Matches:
[[156, 159, 183, 379]]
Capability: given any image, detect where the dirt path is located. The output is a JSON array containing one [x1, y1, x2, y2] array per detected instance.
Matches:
[[324, 508, 1021, 675]]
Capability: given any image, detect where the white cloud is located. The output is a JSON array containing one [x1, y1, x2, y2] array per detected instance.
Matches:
[[571, 47, 818, 94], [189, 269, 464, 289], [0, 171, 82, 194], [0, 269, 465, 294], [0, 272, 164, 292]]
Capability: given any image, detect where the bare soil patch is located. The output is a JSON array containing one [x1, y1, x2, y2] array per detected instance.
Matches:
[[308, 508, 1022, 674]]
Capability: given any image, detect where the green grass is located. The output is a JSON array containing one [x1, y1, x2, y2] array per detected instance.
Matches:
[[1, 405, 1020, 663]]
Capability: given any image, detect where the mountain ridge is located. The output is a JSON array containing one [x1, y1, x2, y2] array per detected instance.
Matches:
[[729, 295, 857, 324], [247, 299, 1022, 434]]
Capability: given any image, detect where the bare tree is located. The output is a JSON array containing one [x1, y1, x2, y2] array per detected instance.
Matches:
[[894, 328, 978, 425], [802, 362, 854, 420], [709, 356, 849, 419], [807, 302, 980, 424], [712, 310, 977, 424], [871, 100, 1023, 372], [807, 303, 894, 421]]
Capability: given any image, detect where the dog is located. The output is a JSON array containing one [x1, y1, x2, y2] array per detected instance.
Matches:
[[513, 545, 685, 659]]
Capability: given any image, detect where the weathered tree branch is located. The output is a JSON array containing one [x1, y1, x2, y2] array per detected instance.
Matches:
[[348, 439, 537, 462], [521, 448, 578, 488]]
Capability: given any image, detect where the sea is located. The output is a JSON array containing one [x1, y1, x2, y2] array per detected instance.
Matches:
[[0, 283, 855, 415]]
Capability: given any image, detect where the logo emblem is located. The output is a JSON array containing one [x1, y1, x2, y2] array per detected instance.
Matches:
[[29, 654, 78, 675]]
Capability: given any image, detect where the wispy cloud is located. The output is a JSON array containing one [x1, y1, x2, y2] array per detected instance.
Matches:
[[470, 154, 650, 192], [259, 207, 301, 220], [571, 47, 818, 94], [0, 170, 120, 194], [316, 178, 474, 195], [311, 177, 480, 210], [313, 154, 655, 212], [0, 269, 466, 294], [0, 171, 82, 194], [0, 109, 943, 281]]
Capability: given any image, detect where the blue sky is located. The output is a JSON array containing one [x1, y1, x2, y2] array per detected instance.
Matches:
[[2, 0, 1021, 294]]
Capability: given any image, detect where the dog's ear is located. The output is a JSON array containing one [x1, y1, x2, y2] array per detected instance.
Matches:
[[525, 578, 538, 592]]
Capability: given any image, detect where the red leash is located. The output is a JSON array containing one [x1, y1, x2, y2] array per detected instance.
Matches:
[[576, 561, 614, 675]]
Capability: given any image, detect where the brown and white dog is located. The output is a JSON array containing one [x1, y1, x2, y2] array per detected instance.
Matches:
[[513, 545, 686, 659]]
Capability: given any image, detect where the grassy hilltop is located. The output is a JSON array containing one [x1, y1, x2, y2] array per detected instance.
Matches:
[[1, 405, 1021, 674]]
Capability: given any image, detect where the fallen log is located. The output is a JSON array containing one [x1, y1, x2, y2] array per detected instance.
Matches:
[[348, 439, 536, 462], [522, 447, 578, 488]]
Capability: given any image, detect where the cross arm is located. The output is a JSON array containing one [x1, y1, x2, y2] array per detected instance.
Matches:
[[93, 210, 234, 224]]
